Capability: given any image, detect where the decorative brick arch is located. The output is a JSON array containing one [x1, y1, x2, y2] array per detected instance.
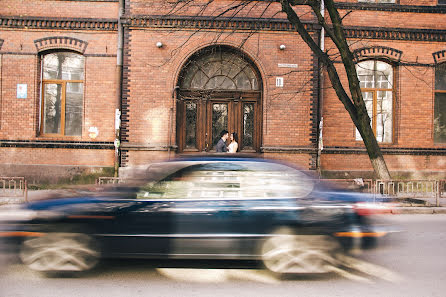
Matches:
[[34, 36, 88, 54], [353, 46, 403, 62], [433, 50, 446, 64]]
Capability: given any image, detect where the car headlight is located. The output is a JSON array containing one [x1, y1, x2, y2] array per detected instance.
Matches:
[[0, 206, 62, 222]]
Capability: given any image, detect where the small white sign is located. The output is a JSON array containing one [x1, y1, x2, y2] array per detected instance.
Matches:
[[276, 77, 284, 87], [278, 63, 298, 68], [115, 109, 121, 130], [17, 84, 27, 99], [88, 126, 99, 139]]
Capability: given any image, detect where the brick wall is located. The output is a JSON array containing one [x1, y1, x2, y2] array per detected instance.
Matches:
[[122, 27, 318, 166], [1, 0, 118, 19]]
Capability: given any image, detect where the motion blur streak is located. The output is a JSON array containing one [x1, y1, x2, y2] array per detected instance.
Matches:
[[156, 268, 279, 284]]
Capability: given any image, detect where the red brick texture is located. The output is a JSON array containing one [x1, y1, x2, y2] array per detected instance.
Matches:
[[1, 0, 446, 181]]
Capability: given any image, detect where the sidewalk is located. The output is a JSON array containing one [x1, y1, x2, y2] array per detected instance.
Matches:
[[1, 189, 446, 214]]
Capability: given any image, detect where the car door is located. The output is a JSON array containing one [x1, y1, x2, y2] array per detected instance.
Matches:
[[162, 162, 245, 258]]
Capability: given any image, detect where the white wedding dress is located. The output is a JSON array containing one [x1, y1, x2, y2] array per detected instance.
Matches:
[[228, 142, 238, 153]]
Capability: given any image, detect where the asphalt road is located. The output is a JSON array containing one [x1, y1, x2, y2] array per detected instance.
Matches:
[[1, 215, 445, 297]]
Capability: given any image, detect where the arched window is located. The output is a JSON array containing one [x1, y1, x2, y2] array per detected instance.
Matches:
[[177, 46, 262, 152], [434, 63, 446, 143], [40, 51, 84, 136], [356, 60, 394, 143]]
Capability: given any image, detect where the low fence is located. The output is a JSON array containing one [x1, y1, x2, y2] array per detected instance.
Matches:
[[0, 177, 28, 203], [96, 177, 123, 185], [323, 179, 445, 206]]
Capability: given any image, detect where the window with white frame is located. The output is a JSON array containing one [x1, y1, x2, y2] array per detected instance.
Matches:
[[41, 52, 84, 136], [434, 63, 446, 143], [356, 60, 394, 143]]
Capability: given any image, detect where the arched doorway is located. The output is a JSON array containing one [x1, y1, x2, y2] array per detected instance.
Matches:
[[176, 46, 262, 153]]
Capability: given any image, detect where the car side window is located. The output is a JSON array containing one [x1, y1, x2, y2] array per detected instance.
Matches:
[[136, 161, 314, 200]]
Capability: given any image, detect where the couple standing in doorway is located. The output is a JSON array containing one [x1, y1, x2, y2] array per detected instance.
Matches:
[[216, 130, 238, 153]]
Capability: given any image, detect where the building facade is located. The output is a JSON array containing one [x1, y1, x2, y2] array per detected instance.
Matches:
[[0, 0, 445, 182]]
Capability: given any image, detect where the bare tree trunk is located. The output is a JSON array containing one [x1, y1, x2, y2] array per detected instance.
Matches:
[[280, 0, 392, 180]]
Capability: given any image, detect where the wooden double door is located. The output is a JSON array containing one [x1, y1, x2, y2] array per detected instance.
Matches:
[[177, 91, 261, 153]]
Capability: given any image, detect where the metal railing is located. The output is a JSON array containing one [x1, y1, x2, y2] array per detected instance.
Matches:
[[96, 176, 445, 206], [0, 177, 28, 203], [320, 178, 374, 193], [96, 177, 123, 185]]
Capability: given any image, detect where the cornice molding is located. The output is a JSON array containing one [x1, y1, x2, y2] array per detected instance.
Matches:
[[0, 16, 117, 31], [322, 146, 446, 156], [0, 140, 114, 150], [120, 143, 178, 151], [261, 146, 317, 153], [353, 46, 403, 62], [335, 3, 446, 14], [433, 50, 446, 64], [125, 15, 320, 32], [344, 26, 446, 42], [34, 36, 88, 53], [2, 15, 444, 42]]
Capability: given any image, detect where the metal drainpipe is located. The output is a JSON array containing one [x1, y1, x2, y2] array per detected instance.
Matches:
[[114, 0, 124, 177], [169, 86, 179, 160], [316, 1, 325, 175]]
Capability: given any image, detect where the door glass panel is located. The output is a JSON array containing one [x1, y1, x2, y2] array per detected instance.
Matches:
[[43, 83, 62, 134], [65, 82, 83, 136], [243, 103, 254, 148], [212, 103, 228, 148], [185, 102, 197, 148]]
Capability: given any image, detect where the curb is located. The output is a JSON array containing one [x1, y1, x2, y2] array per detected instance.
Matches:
[[391, 207, 446, 214]]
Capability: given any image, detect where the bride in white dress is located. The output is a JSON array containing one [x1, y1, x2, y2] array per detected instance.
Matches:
[[228, 132, 238, 153]]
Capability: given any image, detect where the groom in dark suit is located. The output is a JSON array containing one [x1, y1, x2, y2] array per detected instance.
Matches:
[[216, 130, 229, 152]]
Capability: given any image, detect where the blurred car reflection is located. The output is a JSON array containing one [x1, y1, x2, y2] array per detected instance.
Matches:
[[0, 157, 391, 276]]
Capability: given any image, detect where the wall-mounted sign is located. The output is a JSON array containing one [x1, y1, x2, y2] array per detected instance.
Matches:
[[88, 126, 99, 139], [17, 84, 27, 99], [276, 77, 284, 87], [278, 63, 298, 68]]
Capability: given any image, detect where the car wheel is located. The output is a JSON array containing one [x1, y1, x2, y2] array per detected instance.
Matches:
[[261, 228, 340, 275], [20, 233, 100, 273]]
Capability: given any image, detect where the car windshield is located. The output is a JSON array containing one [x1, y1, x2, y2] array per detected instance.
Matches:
[[137, 161, 314, 200]]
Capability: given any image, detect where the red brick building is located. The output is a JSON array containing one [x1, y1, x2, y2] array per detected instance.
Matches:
[[0, 0, 445, 182]]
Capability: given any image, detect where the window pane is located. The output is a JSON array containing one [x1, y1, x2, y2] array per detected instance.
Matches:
[[357, 60, 392, 89], [43, 52, 84, 80], [434, 92, 446, 143], [356, 91, 374, 141], [179, 48, 259, 90], [243, 103, 255, 148], [65, 83, 83, 136], [435, 64, 446, 91], [185, 102, 197, 148], [43, 84, 62, 134], [376, 91, 393, 142], [212, 104, 228, 148]]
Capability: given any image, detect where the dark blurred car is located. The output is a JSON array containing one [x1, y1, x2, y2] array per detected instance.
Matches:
[[0, 157, 391, 275]]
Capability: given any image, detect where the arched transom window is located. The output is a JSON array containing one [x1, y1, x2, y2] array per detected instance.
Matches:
[[180, 50, 259, 91], [177, 46, 262, 153]]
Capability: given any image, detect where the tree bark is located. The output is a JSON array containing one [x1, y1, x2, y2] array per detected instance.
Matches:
[[280, 0, 392, 179]]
